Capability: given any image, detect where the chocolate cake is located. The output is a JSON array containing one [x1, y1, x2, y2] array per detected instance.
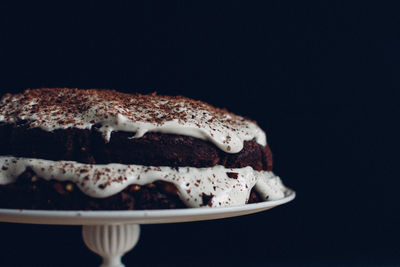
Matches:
[[0, 88, 287, 210]]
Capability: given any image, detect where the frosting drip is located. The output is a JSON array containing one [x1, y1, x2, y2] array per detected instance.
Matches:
[[0, 156, 286, 208], [0, 89, 267, 153]]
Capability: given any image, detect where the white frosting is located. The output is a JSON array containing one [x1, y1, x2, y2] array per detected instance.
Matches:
[[0, 89, 267, 153], [0, 156, 286, 208]]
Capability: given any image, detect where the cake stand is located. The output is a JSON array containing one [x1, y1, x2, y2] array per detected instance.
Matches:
[[0, 190, 295, 267]]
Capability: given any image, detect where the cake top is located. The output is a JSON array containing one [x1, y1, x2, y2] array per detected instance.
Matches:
[[0, 88, 266, 153]]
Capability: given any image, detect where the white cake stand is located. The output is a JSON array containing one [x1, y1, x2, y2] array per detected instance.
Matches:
[[0, 190, 295, 267]]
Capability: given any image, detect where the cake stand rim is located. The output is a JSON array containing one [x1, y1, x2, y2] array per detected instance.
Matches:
[[0, 189, 295, 225]]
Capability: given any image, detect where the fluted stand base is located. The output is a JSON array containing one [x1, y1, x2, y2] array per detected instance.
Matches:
[[82, 224, 140, 267]]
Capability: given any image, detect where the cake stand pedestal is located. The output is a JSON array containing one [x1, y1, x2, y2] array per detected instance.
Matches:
[[82, 224, 140, 267], [0, 190, 295, 267]]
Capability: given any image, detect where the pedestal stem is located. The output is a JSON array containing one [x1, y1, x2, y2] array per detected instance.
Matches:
[[82, 224, 140, 267], [101, 256, 123, 267]]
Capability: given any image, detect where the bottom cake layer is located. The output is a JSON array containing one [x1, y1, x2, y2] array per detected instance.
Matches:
[[0, 169, 265, 210], [0, 156, 286, 210]]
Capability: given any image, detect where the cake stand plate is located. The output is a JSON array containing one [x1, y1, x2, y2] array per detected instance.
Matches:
[[0, 190, 295, 267]]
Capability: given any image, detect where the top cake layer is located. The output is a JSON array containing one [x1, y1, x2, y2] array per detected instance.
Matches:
[[0, 88, 266, 153]]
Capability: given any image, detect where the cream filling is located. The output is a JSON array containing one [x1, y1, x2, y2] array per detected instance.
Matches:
[[0, 156, 286, 208]]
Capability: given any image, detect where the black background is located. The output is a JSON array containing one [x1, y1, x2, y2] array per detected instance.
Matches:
[[0, 1, 398, 266]]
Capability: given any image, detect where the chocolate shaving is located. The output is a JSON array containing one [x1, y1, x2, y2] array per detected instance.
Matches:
[[201, 193, 214, 207], [226, 172, 238, 179]]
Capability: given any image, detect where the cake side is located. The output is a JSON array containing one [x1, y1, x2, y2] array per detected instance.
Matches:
[[0, 88, 286, 210]]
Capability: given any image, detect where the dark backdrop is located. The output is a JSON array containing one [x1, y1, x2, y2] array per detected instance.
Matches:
[[0, 1, 398, 266]]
